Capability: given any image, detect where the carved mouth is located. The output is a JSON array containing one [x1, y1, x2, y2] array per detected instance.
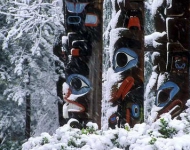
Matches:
[[157, 99, 183, 119], [65, 99, 85, 112], [63, 81, 86, 113]]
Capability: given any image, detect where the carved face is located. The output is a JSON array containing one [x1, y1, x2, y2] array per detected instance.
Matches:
[[62, 74, 91, 113], [172, 55, 188, 73]]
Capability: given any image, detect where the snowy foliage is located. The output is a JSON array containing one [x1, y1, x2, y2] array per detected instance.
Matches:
[[22, 100, 190, 150], [0, 100, 25, 142], [0, 0, 64, 104], [0, 0, 64, 144]]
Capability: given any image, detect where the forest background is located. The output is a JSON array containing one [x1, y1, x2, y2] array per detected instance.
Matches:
[[0, 0, 65, 149]]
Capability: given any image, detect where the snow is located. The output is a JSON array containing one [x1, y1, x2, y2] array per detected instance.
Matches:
[[62, 82, 70, 99], [21, 101, 187, 150], [22, 102, 190, 150], [109, 28, 129, 62], [149, 0, 165, 16], [145, 71, 158, 98], [86, 122, 98, 130], [145, 32, 167, 48], [101, 67, 121, 130]]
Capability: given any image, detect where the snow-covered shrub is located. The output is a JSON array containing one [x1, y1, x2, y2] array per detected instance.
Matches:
[[22, 101, 190, 150], [158, 118, 177, 138]]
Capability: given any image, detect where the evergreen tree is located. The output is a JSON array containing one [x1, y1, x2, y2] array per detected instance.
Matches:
[[0, 0, 65, 146]]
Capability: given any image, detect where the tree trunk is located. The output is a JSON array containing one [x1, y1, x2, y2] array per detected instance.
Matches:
[[25, 94, 31, 139]]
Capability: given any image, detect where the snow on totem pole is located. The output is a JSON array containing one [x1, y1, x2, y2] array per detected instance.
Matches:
[[144, 0, 190, 123], [102, 0, 144, 129]]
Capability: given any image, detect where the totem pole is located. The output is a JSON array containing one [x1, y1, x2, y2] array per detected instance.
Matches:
[[103, 0, 144, 129], [53, 0, 103, 128], [145, 0, 190, 121]]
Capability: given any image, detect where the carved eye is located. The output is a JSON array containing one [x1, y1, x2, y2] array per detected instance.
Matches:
[[66, 74, 91, 95], [115, 52, 135, 68], [113, 48, 138, 73], [70, 77, 88, 90], [156, 81, 179, 107]]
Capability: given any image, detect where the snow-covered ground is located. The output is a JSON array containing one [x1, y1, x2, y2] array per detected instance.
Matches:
[[22, 100, 190, 150]]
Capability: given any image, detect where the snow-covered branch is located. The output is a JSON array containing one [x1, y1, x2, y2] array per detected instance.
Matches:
[[1, 0, 64, 41], [0, 0, 65, 106]]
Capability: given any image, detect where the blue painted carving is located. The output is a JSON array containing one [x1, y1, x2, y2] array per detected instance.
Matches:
[[66, 1, 88, 13], [156, 81, 180, 107], [113, 47, 138, 73], [131, 104, 140, 118], [66, 74, 91, 96]]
